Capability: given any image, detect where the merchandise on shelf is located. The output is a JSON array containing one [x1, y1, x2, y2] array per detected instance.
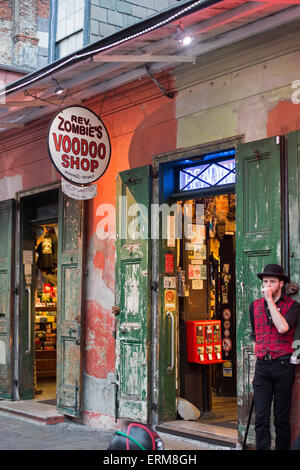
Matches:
[[35, 295, 57, 351]]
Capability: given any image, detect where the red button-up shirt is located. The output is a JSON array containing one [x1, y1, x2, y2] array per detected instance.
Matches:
[[250, 296, 299, 359]]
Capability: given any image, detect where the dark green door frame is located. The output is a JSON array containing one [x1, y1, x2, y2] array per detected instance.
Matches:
[[152, 137, 243, 424]]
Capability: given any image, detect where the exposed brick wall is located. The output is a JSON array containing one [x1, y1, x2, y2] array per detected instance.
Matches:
[[0, 0, 13, 20], [37, 0, 50, 68], [38, 0, 50, 18], [14, 0, 39, 69], [0, 0, 13, 65], [0, 0, 50, 71], [90, 0, 179, 43]]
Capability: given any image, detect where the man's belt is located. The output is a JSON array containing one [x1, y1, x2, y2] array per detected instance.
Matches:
[[258, 353, 292, 361]]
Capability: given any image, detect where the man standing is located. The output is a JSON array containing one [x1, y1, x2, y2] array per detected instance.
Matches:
[[250, 264, 300, 450]]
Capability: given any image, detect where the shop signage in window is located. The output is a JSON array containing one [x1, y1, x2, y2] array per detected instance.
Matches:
[[47, 105, 111, 186], [165, 253, 174, 273]]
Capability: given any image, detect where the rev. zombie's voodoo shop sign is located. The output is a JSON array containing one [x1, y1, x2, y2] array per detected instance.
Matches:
[[47, 106, 111, 186]]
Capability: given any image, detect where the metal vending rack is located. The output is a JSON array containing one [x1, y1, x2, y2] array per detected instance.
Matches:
[[186, 320, 225, 364]]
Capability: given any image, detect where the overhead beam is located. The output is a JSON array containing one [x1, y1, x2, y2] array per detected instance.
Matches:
[[188, 5, 300, 57], [92, 54, 196, 63], [75, 66, 149, 101], [0, 100, 47, 108], [0, 97, 78, 109], [182, 1, 270, 40], [252, 1, 300, 3], [39, 37, 180, 100], [5, 67, 151, 126], [0, 122, 25, 128]]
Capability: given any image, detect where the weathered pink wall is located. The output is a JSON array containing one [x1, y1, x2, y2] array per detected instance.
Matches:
[[0, 120, 60, 199], [0, 69, 25, 86], [80, 72, 177, 427], [267, 100, 300, 137]]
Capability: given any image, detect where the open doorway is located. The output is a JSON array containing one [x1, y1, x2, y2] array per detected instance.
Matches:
[[19, 189, 58, 404], [156, 145, 239, 440], [33, 222, 58, 404], [18, 188, 83, 416], [177, 194, 237, 427]]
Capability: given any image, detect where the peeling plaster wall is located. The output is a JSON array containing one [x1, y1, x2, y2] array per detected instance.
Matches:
[[0, 122, 59, 201], [0, 68, 25, 87], [0, 174, 23, 201], [175, 49, 300, 149], [80, 73, 177, 427]]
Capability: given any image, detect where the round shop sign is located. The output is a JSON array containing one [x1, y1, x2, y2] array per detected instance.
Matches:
[[47, 106, 111, 186]]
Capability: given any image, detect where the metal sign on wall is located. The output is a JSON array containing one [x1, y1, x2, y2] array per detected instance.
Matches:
[[48, 105, 111, 186], [61, 178, 97, 200]]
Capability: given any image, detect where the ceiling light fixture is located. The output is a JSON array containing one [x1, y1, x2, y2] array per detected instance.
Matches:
[[181, 34, 193, 46], [177, 22, 193, 46], [53, 78, 64, 95], [55, 86, 64, 95]]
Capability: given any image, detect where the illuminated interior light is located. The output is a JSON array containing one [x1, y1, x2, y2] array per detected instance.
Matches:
[[181, 34, 193, 46]]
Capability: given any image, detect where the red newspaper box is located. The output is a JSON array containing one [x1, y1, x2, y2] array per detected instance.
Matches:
[[186, 320, 225, 364]]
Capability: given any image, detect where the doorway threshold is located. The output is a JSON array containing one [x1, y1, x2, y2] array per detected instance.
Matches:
[[156, 420, 238, 449], [0, 399, 64, 425]]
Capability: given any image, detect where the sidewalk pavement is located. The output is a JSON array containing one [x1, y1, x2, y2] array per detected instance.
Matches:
[[0, 412, 228, 451]]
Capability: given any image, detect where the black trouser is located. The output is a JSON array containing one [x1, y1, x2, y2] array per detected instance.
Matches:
[[253, 358, 295, 450]]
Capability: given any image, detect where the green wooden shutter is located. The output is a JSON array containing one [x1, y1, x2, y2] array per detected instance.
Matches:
[[57, 192, 84, 417], [287, 130, 300, 340], [0, 200, 15, 399], [115, 166, 152, 423], [159, 220, 178, 422], [236, 137, 282, 441]]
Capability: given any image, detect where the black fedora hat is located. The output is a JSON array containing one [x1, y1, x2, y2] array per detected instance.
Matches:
[[257, 264, 289, 283]]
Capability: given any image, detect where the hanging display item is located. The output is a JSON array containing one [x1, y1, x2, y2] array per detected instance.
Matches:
[[23, 250, 33, 285], [47, 105, 111, 186]]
